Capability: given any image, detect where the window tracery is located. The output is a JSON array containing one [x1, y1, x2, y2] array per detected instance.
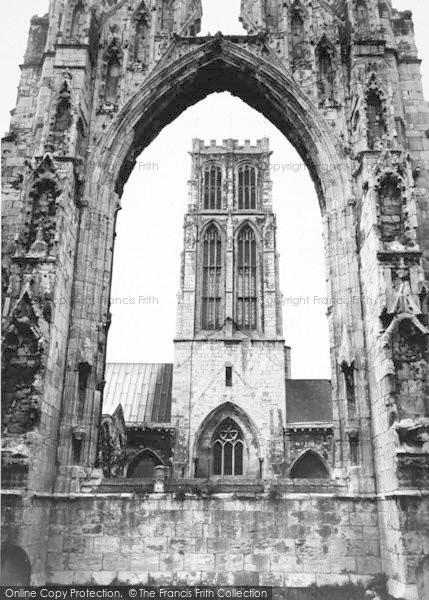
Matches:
[[213, 418, 244, 476], [236, 226, 258, 330], [202, 225, 222, 330]]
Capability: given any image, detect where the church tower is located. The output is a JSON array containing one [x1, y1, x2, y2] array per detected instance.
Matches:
[[171, 138, 286, 480]]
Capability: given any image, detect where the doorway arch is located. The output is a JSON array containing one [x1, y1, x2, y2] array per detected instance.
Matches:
[[0, 544, 31, 586]]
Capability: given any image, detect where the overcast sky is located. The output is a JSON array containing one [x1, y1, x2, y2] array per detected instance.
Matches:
[[1, 1, 428, 379]]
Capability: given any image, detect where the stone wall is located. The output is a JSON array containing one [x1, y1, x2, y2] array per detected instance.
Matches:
[[1, 493, 52, 586], [44, 493, 382, 587]]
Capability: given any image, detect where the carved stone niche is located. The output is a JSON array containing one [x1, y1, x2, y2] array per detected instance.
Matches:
[[391, 319, 429, 420], [26, 154, 62, 256], [78, 338, 93, 379], [76, 338, 94, 415], [1, 293, 44, 436], [100, 28, 124, 110], [49, 73, 73, 154], [346, 426, 360, 466]]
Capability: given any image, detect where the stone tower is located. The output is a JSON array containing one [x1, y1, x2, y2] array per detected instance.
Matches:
[[1, 1, 428, 597], [171, 138, 286, 479]]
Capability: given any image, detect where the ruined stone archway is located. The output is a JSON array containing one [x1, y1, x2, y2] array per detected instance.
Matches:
[[3, 3, 429, 595], [91, 36, 347, 203], [59, 35, 363, 477]]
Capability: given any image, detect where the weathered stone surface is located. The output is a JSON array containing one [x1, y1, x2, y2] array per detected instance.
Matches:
[[1, 2, 429, 598]]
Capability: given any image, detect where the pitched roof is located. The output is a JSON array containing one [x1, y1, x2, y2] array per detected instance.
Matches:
[[286, 379, 333, 424], [103, 363, 173, 424]]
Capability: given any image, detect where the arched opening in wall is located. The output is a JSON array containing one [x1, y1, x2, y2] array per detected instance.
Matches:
[[367, 91, 387, 149], [127, 450, 162, 479], [0, 545, 31, 586], [193, 402, 260, 479], [106, 91, 331, 382], [290, 450, 330, 479]]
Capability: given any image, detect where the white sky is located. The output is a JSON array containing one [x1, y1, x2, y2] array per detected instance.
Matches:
[[1, 1, 428, 379]]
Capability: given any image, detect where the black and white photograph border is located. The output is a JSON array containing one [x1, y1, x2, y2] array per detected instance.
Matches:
[[1, 2, 429, 600]]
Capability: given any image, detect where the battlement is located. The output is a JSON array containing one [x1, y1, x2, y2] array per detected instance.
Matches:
[[192, 137, 270, 154]]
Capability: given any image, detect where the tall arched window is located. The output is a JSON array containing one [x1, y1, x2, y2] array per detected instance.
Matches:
[[367, 92, 386, 149], [236, 226, 257, 330], [213, 418, 244, 476], [70, 2, 84, 40], [237, 165, 257, 209], [317, 42, 335, 105], [355, 0, 369, 28], [291, 11, 305, 66], [202, 225, 222, 330], [203, 165, 222, 210]]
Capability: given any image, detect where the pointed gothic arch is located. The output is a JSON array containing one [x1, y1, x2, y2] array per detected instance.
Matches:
[[193, 402, 261, 479], [69, 1, 85, 41], [2, 5, 429, 596], [290, 449, 330, 479], [89, 38, 349, 204], [200, 223, 223, 330], [65, 35, 359, 476], [235, 224, 259, 331], [235, 162, 258, 210], [126, 448, 164, 479], [202, 163, 223, 210]]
